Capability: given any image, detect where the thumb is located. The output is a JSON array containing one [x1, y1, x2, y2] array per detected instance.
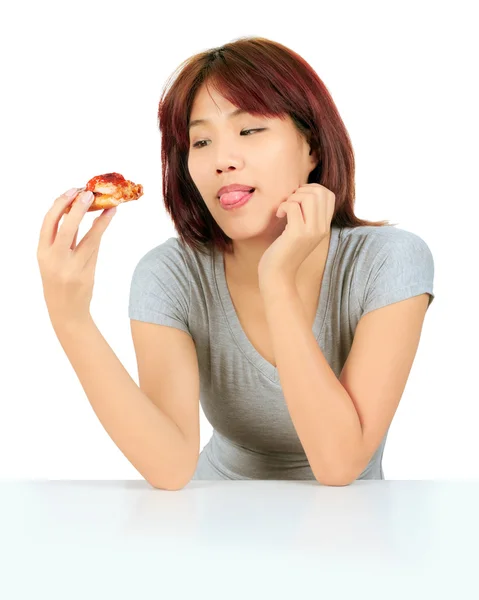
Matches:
[[96, 206, 117, 226], [92, 206, 117, 237], [102, 207, 117, 219], [94, 206, 117, 241], [82, 207, 117, 269]]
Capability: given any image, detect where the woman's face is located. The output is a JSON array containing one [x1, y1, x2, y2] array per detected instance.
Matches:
[[187, 82, 318, 245]]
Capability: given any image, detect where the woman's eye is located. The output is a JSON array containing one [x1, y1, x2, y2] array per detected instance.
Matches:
[[192, 128, 264, 149]]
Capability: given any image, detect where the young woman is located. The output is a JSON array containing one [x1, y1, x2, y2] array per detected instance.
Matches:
[[38, 37, 435, 489]]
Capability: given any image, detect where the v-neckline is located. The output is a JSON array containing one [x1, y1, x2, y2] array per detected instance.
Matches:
[[214, 225, 341, 384]]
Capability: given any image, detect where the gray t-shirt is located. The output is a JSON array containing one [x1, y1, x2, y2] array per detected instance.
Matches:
[[128, 224, 435, 481]]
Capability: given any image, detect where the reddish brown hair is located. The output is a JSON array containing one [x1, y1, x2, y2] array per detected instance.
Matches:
[[158, 36, 396, 257]]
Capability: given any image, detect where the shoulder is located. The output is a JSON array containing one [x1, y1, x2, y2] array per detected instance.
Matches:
[[339, 225, 435, 316], [129, 236, 193, 305], [133, 236, 185, 266], [340, 225, 434, 273], [130, 236, 193, 282], [341, 224, 431, 254], [128, 237, 193, 330]]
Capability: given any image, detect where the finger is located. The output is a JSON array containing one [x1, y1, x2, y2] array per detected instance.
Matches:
[[290, 193, 318, 225], [304, 195, 319, 234], [289, 201, 305, 228], [277, 196, 303, 216], [82, 208, 117, 271], [76, 207, 117, 269], [55, 190, 95, 253], [276, 193, 297, 217], [37, 187, 86, 253], [277, 201, 304, 228], [70, 229, 79, 251]]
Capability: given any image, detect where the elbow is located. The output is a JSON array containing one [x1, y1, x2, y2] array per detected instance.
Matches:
[[149, 481, 186, 491], [314, 467, 357, 487], [144, 453, 198, 491], [146, 476, 189, 491], [146, 464, 196, 491], [320, 478, 355, 487]]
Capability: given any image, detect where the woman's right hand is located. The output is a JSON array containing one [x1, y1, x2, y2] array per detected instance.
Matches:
[[36, 187, 117, 329]]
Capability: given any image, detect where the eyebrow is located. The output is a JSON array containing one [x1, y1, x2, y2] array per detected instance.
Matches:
[[188, 108, 249, 131]]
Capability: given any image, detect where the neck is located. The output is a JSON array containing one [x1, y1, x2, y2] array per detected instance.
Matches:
[[224, 230, 332, 291]]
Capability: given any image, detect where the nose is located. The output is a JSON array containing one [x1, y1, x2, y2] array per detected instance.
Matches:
[[217, 165, 237, 174], [213, 139, 245, 174]]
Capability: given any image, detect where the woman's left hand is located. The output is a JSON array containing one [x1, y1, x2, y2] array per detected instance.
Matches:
[[258, 183, 335, 290]]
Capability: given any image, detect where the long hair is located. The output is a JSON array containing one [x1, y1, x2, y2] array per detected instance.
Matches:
[[158, 36, 396, 257]]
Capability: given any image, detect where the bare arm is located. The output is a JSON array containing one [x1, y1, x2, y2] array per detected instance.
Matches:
[[52, 317, 193, 490]]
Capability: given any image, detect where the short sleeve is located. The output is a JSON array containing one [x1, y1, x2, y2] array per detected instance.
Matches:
[[361, 231, 435, 318], [128, 238, 192, 336]]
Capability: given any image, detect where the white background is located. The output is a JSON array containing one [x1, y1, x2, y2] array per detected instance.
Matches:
[[1, 0, 477, 481]]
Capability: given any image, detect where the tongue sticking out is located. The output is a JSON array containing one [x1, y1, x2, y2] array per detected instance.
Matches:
[[220, 190, 254, 205]]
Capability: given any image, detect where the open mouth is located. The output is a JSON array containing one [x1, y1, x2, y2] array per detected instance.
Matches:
[[218, 187, 255, 199], [219, 188, 255, 209]]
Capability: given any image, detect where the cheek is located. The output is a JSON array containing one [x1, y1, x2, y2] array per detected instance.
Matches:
[[188, 162, 201, 183]]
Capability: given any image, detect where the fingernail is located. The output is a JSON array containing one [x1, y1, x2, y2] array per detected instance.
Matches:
[[81, 191, 94, 203], [65, 188, 78, 199]]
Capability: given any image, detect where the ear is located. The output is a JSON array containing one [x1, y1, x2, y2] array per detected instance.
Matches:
[[309, 147, 320, 171]]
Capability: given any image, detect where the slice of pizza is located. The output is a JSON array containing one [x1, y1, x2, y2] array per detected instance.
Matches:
[[64, 173, 143, 213]]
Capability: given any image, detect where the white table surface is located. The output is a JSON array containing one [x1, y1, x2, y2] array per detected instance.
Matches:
[[1, 479, 477, 599]]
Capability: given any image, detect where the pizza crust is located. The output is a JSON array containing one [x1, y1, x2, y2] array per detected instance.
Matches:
[[64, 172, 143, 213]]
